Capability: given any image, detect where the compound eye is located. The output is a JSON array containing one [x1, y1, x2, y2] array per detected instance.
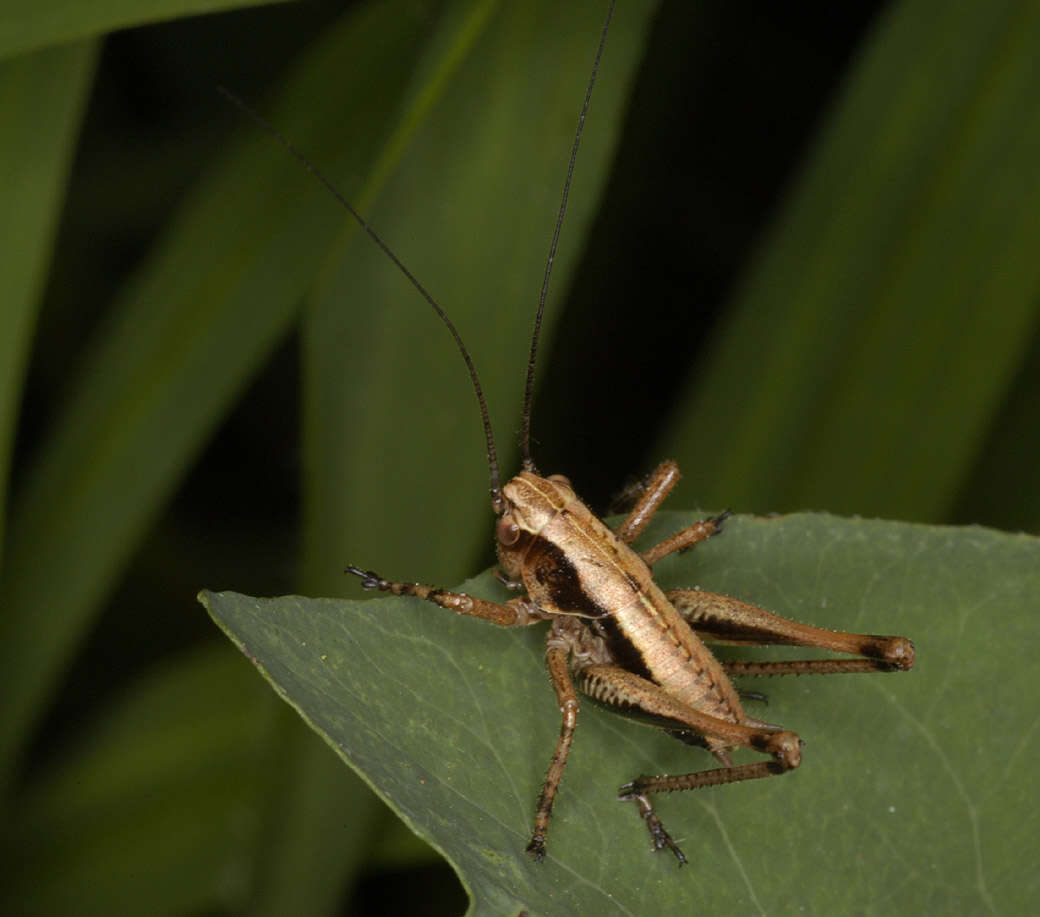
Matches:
[[496, 516, 521, 546], [496, 516, 521, 547], [547, 474, 572, 489]]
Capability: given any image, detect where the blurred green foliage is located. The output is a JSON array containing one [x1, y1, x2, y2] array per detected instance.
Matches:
[[0, 0, 1037, 913]]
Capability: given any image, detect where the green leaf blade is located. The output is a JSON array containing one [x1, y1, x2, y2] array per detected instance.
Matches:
[[0, 41, 96, 566], [2, 647, 280, 916], [301, 0, 660, 595], [204, 514, 1039, 913], [663, 0, 1040, 523], [0, 0, 294, 61], [0, 0, 438, 787]]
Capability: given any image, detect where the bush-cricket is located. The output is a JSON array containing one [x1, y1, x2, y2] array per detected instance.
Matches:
[[228, 0, 916, 864]]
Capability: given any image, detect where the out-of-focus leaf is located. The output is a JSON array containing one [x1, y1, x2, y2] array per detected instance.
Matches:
[[0, 0, 292, 61], [0, 41, 96, 566], [954, 324, 1040, 532], [301, 0, 659, 595], [2, 646, 278, 916], [0, 0, 437, 788], [204, 513, 1038, 913], [662, 0, 1040, 523]]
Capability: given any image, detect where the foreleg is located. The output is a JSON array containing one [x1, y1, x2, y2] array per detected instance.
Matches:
[[525, 639, 580, 861], [346, 566, 541, 627]]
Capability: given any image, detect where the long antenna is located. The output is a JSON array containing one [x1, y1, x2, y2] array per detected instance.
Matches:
[[218, 86, 505, 513], [519, 0, 616, 472]]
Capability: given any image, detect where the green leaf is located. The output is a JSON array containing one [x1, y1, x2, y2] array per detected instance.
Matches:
[[2, 646, 279, 916], [2, 642, 388, 915], [0, 0, 293, 60], [0, 0, 439, 786], [954, 324, 1040, 531], [242, 706, 389, 917], [203, 513, 1038, 913], [0, 41, 96, 564], [662, 0, 1040, 523], [301, 0, 659, 594]]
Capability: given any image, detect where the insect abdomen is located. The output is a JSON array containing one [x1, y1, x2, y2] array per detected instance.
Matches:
[[612, 587, 744, 724]]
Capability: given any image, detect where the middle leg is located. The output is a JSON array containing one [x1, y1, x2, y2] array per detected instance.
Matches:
[[610, 459, 730, 567], [526, 635, 581, 861]]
